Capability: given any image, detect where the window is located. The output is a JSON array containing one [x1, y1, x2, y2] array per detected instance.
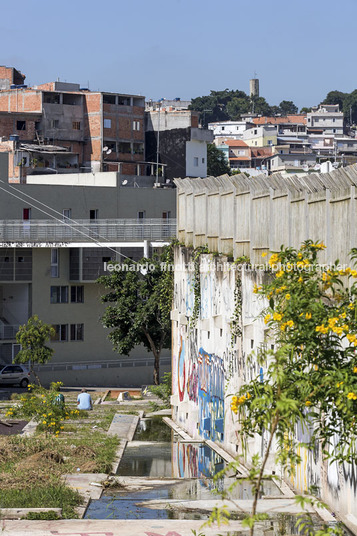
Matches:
[[44, 92, 60, 104], [50, 286, 68, 304], [162, 211, 170, 220], [70, 324, 84, 341], [193, 157, 199, 167], [103, 94, 116, 104], [118, 96, 130, 106], [72, 121, 81, 130], [104, 119, 111, 129], [118, 142, 131, 154], [51, 248, 59, 278], [133, 143, 144, 154], [221, 127, 225, 131], [90, 209, 98, 220], [18, 257, 24, 263], [333, 118, 336, 122], [23, 208, 31, 220], [50, 119, 59, 128], [202, 158, 205, 164], [71, 286, 84, 303], [16, 121, 26, 131], [138, 211, 145, 221], [133, 121, 140, 131], [52, 324, 68, 342], [63, 209, 71, 221]]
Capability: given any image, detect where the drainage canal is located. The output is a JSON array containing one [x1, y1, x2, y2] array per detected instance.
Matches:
[[85, 416, 282, 521]]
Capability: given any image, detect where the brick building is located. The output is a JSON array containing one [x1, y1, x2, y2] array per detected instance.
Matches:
[[0, 67, 146, 182]]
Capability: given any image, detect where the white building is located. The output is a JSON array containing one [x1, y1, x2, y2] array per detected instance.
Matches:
[[208, 120, 252, 141], [307, 104, 344, 136]]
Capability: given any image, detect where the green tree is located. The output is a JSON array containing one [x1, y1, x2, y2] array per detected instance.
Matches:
[[15, 315, 55, 385], [190, 89, 251, 126], [250, 96, 272, 116], [342, 89, 357, 125], [278, 100, 298, 115], [300, 106, 312, 113], [322, 90, 348, 111], [98, 247, 174, 385], [207, 143, 231, 176]]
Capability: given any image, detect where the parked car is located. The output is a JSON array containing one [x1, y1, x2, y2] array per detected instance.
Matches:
[[0, 364, 31, 388]]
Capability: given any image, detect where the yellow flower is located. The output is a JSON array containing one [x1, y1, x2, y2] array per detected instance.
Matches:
[[253, 285, 262, 294], [316, 324, 328, 334], [305, 313, 312, 320], [313, 365, 318, 371], [298, 276, 303, 283], [351, 270, 357, 278], [349, 303, 354, 310], [285, 294, 291, 300], [262, 252, 267, 258], [347, 392, 357, 400], [312, 242, 326, 250], [328, 317, 338, 327], [269, 253, 279, 267], [287, 320, 294, 328], [305, 401, 312, 406], [42, 421, 47, 425], [273, 312, 282, 321], [347, 333, 357, 345], [297, 253, 303, 259], [336, 382, 343, 388], [340, 312, 347, 319], [354, 367, 357, 373], [276, 270, 284, 278], [264, 314, 271, 324]]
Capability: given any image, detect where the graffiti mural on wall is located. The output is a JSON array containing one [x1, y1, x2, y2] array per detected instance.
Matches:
[[172, 440, 224, 483]]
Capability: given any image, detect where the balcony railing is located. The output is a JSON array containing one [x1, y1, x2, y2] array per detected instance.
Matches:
[[0, 324, 19, 340], [0, 219, 177, 244]]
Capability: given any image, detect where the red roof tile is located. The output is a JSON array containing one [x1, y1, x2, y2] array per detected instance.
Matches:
[[252, 115, 306, 125]]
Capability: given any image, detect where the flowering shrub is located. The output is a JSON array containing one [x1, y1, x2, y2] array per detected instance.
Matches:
[[6, 382, 81, 436], [230, 241, 357, 535]]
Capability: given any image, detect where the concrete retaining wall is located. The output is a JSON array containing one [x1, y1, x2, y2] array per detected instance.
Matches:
[[171, 246, 357, 528]]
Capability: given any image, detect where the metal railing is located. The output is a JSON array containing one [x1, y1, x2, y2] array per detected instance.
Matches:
[[0, 324, 19, 340], [0, 219, 177, 244]]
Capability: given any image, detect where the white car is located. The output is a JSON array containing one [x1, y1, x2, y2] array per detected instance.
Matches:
[[0, 364, 31, 388]]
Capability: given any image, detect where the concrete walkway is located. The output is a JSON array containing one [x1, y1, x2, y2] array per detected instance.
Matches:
[[0, 519, 251, 535]]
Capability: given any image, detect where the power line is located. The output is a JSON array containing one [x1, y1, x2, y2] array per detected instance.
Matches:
[[0, 180, 140, 262]]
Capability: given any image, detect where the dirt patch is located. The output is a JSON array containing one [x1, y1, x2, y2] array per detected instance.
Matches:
[[16, 450, 64, 473], [72, 445, 96, 458], [0, 420, 28, 436], [79, 460, 99, 472]]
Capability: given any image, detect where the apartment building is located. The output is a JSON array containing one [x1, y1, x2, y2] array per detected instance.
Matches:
[[242, 124, 278, 147], [145, 109, 213, 179], [0, 153, 176, 386], [0, 67, 146, 182], [307, 104, 344, 136]]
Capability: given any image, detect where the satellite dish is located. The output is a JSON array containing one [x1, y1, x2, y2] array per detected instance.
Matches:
[[103, 146, 108, 152], [107, 149, 112, 155], [314, 163, 321, 171], [122, 180, 128, 185]]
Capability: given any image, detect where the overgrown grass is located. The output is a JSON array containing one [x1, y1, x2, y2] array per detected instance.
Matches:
[[0, 484, 81, 518], [0, 396, 120, 518]]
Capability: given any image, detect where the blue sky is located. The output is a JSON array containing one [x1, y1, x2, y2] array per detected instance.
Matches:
[[1, 0, 356, 109]]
